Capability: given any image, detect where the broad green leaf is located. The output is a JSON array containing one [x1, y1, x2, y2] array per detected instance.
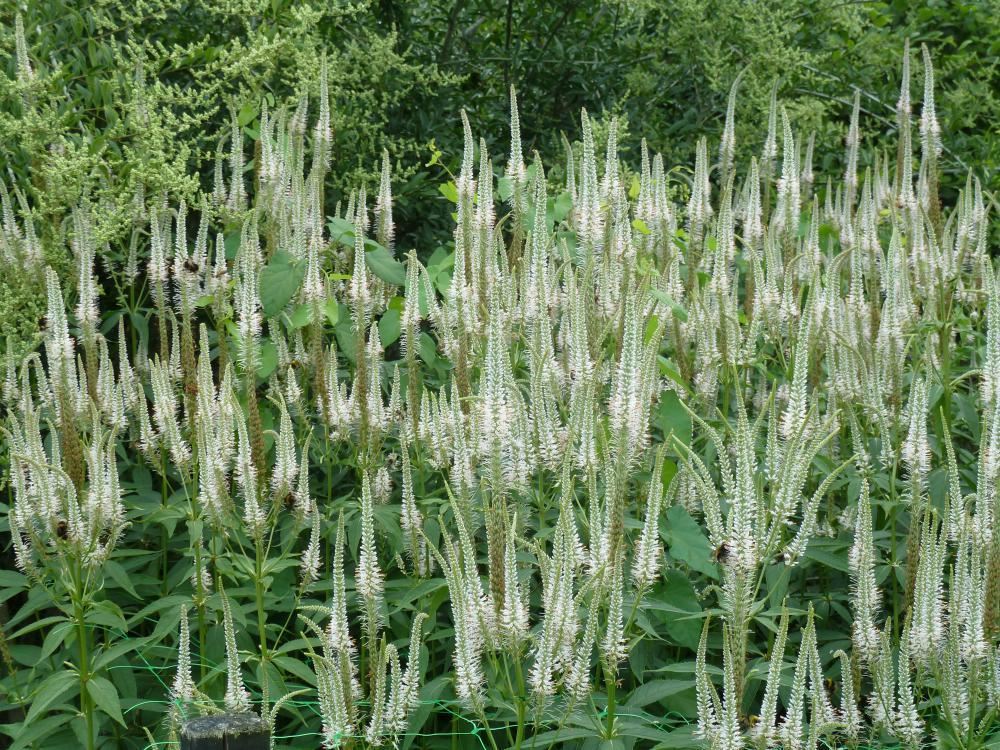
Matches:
[[661, 458, 677, 491], [328, 217, 355, 245], [128, 595, 192, 626], [237, 102, 257, 126], [24, 670, 77, 725], [103, 560, 139, 598], [656, 390, 692, 448], [324, 298, 340, 326], [6, 712, 74, 750], [624, 678, 691, 708], [271, 655, 318, 686], [497, 176, 514, 202], [418, 332, 440, 368], [39, 620, 73, 662], [628, 173, 641, 199], [617, 720, 682, 743], [366, 244, 406, 286], [93, 636, 149, 671], [652, 660, 722, 676], [649, 725, 698, 748], [632, 218, 651, 235], [87, 676, 125, 727], [224, 231, 241, 260], [657, 357, 688, 392], [379, 308, 402, 348], [259, 251, 306, 317], [288, 303, 312, 329], [335, 320, 358, 364], [439, 181, 459, 203], [663, 505, 718, 579], [257, 339, 278, 380], [525, 728, 599, 746], [803, 538, 849, 572], [11, 614, 70, 640], [644, 314, 660, 344], [402, 676, 449, 750], [0, 570, 26, 589], [87, 600, 128, 632], [650, 288, 688, 321], [552, 191, 573, 223], [656, 570, 702, 648], [387, 578, 448, 609]]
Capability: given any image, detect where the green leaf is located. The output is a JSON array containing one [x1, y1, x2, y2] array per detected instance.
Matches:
[[0, 570, 27, 590], [378, 309, 402, 348], [632, 218, 652, 235], [324, 298, 340, 326], [11, 614, 73, 640], [335, 319, 358, 364], [271, 655, 318, 686], [387, 578, 448, 609], [657, 357, 688, 392], [663, 505, 718, 579], [237, 102, 257, 127], [259, 251, 306, 317], [402, 676, 449, 750], [644, 314, 661, 344], [128, 595, 192, 627], [650, 288, 688, 322], [87, 676, 125, 727], [93, 636, 149, 671], [656, 570, 703, 648], [617, 720, 681, 743], [103, 560, 139, 598], [625, 678, 691, 708], [803, 538, 850, 572], [366, 244, 406, 286], [418, 332, 440, 368], [661, 458, 677, 491], [497, 176, 514, 202], [39, 620, 73, 662], [552, 191, 573, 223], [288, 303, 312, 329], [5, 712, 74, 750], [628, 173, 641, 199], [328, 217, 356, 245], [649, 725, 698, 748], [656, 390, 692, 449], [87, 600, 128, 632], [257, 339, 278, 380], [439, 181, 459, 203], [24, 670, 77, 725], [525, 728, 598, 746], [224, 231, 241, 260]]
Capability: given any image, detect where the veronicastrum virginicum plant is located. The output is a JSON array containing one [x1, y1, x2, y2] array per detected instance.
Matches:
[[2, 34, 1000, 750]]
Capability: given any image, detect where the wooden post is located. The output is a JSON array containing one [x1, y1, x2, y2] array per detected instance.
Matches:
[[180, 713, 269, 750]]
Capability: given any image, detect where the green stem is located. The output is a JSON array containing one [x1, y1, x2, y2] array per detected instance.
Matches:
[[889, 430, 900, 640], [939, 320, 953, 429], [604, 661, 616, 739], [193, 539, 208, 682], [74, 566, 94, 750], [255, 543, 268, 660], [513, 655, 527, 750], [161, 454, 169, 596]]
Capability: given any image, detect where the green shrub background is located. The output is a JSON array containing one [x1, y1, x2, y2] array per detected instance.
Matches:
[[2, 2, 998, 347]]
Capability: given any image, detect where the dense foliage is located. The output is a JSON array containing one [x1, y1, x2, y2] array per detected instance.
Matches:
[[2, 0, 1000, 358], [1, 6, 1000, 750]]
